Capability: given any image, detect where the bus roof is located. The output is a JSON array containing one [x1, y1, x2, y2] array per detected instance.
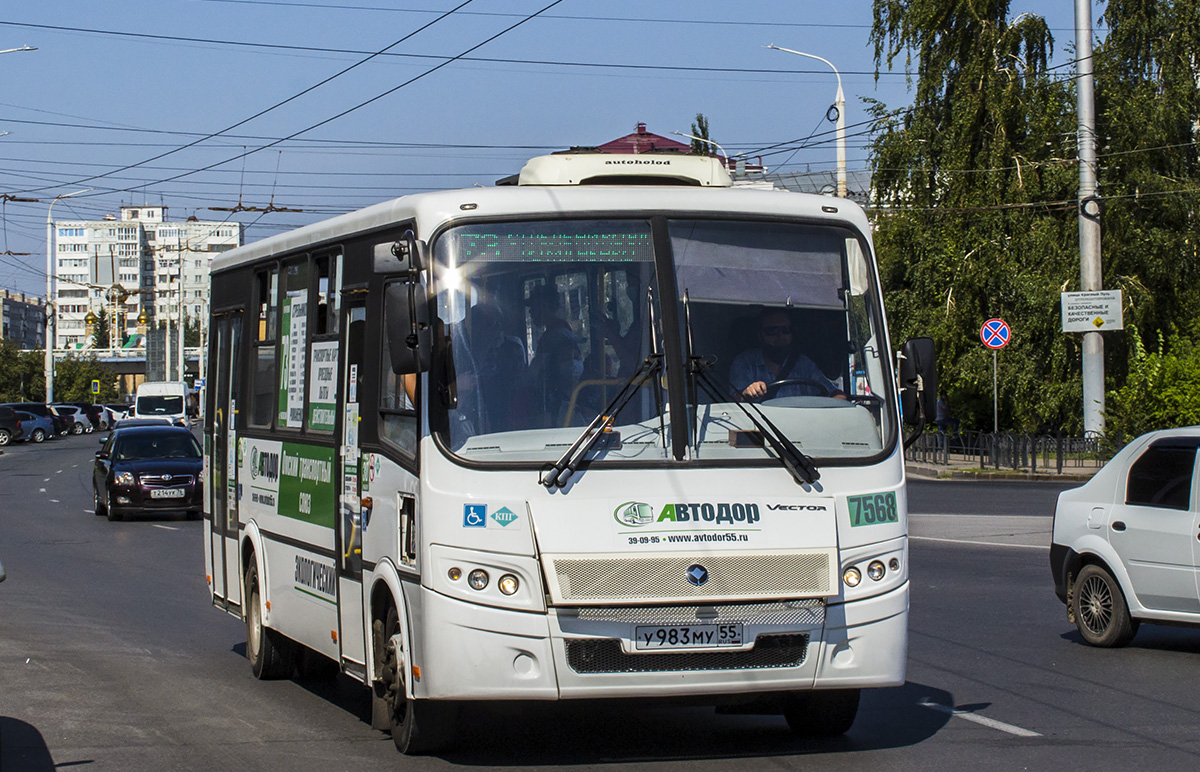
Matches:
[[211, 161, 870, 274]]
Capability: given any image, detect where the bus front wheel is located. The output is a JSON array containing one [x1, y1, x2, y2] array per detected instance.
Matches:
[[380, 605, 457, 754], [244, 561, 294, 679], [783, 689, 860, 736]]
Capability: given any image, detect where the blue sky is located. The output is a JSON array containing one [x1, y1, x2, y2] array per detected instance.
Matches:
[[0, 1, 1104, 296]]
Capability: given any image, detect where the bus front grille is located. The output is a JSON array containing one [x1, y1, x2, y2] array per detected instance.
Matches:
[[564, 634, 809, 674], [545, 552, 834, 605]]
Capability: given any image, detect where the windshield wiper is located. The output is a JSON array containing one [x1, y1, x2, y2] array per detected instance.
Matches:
[[539, 353, 662, 489], [679, 290, 818, 485], [690, 357, 820, 486]]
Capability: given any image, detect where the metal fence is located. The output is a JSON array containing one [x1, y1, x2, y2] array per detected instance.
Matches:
[[905, 430, 1111, 474]]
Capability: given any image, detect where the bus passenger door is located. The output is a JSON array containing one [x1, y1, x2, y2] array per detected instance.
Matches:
[[337, 303, 367, 668], [208, 312, 243, 611]]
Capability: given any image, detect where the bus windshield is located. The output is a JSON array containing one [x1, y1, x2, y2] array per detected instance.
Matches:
[[669, 219, 892, 461], [428, 219, 667, 462], [427, 218, 892, 465]]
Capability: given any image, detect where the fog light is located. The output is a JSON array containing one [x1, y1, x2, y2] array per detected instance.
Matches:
[[889, 557, 901, 572], [447, 567, 462, 581], [117, 496, 132, 504], [843, 567, 861, 587], [467, 569, 489, 590], [498, 574, 519, 596], [867, 560, 886, 581]]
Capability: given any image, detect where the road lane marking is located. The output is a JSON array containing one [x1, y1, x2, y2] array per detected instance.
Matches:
[[911, 535, 1047, 551], [56, 469, 62, 474], [919, 702, 1041, 737], [39, 488, 46, 493], [151, 524, 180, 531], [49, 499, 60, 503], [43, 478, 50, 483]]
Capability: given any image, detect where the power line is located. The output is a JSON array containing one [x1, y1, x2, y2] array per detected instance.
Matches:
[[0, 20, 904, 78], [0, 115, 559, 150], [16, 0, 479, 195], [73, 0, 569, 198]]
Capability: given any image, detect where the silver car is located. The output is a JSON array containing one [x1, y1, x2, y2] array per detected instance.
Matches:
[[1051, 426, 1200, 647]]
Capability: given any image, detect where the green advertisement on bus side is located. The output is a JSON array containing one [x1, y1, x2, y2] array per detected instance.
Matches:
[[278, 442, 336, 528]]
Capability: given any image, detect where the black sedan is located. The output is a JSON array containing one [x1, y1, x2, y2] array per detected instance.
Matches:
[[93, 425, 203, 522]]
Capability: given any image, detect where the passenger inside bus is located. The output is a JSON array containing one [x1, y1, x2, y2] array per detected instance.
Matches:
[[468, 302, 526, 433], [520, 284, 582, 428]]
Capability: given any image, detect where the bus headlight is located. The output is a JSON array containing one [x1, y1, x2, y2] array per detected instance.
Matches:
[[843, 567, 862, 587], [467, 569, 489, 591], [498, 574, 519, 596], [867, 560, 886, 581]]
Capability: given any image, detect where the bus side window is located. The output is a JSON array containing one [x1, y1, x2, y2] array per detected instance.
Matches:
[[250, 268, 278, 427], [380, 283, 417, 459], [315, 252, 340, 336]]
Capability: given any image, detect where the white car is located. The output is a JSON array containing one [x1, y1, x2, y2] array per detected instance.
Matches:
[[1051, 426, 1200, 647]]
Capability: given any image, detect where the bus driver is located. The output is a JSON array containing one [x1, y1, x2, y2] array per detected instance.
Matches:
[[730, 308, 844, 401]]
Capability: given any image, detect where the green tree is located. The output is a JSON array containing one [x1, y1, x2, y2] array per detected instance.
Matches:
[[1103, 326, 1200, 448], [868, 2, 1080, 432], [91, 308, 111, 349], [54, 355, 119, 402], [1093, 0, 1200, 354], [689, 113, 712, 155], [0, 340, 44, 402], [184, 317, 202, 348]]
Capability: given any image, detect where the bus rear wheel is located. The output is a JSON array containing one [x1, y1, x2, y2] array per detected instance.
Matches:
[[244, 561, 294, 679], [783, 689, 860, 737], [380, 606, 457, 754]]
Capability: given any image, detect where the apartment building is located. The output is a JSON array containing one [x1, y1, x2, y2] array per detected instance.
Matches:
[[0, 289, 46, 349], [52, 206, 241, 349]]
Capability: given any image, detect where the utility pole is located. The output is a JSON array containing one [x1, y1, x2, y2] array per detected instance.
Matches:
[[765, 45, 847, 198], [178, 240, 185, 383], [1076, 0, 1104, 435], [45, 189, 89, 403]]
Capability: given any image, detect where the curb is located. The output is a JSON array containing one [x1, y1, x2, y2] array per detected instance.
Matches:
[[906, 463, 1093, 484]]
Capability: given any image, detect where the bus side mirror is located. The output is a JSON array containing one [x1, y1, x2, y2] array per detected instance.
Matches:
[[385, 282, 431, 375], [375, 229, 425, 274], [899, 337, 937, 430]]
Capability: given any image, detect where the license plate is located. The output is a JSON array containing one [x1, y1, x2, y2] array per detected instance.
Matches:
[[150, 488, 186, 499], [634, 623, 744, 650]]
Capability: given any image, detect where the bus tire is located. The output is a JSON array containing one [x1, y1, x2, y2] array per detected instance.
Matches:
[[783, 689, 860, 737], [380, 606, 457, 754], [244, 561, 294, 679]]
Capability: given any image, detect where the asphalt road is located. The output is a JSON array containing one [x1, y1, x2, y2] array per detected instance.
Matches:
[[3, 440, 1200, 771]]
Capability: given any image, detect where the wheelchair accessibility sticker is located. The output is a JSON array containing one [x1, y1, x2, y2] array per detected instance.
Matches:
[[462, 503, 523, 530], [463, 504, 487, 528]]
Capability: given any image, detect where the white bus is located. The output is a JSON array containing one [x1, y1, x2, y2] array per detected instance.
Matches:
[[203, 152, 936, 753]]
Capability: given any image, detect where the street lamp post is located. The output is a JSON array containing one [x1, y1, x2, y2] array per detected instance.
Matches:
[[765, 44, 847, 198], [45, 188, 90, 403]]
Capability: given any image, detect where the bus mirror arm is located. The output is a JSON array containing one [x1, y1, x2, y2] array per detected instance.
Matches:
[[898, 337, 937, 447]]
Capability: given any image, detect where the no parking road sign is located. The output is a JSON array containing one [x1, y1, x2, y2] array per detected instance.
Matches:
[[980, 318, 1011, 349]]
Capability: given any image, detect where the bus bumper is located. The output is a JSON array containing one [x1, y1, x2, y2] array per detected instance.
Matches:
[[414, 582, 907, 700]]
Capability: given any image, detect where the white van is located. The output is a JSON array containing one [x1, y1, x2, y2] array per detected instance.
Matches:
[[133, 381, 188, 425]]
